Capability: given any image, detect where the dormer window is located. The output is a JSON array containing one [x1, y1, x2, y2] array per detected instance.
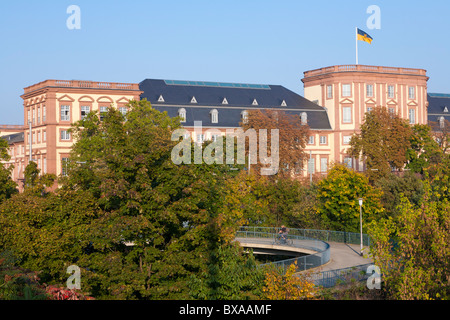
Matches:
[[444, 106, 449, 113], [210, 109, 218, 124], [178, 108, 186, 123], [241, 110, 248, 124], [252, 99, 258, 106], [191, 96, 197, 104], [301, 112, 308, 125], [158, 95, 165, 103], [439, 116, 445, 129], [222, 98, 228, 105], [281, 100, 287, 107]]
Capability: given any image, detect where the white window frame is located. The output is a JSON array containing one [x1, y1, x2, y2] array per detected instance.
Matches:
[[343, 106, 352, 123], [99, 106, 108, 121], [81, 106, 90, 119], [409, 87, 415, 100], [409, 109, 416, 124], [301, 112, 308, 125], [320, 136, 327, 145], [61, 158, 69, 176], [61, 130, 71, 141], [327, 85, 333, 99], [178, 108, 186, 123], [60, 105, 70, 121], [388, 85, 395, 99], [308, 135, 315, 145], [342, 84, 352, 97], [210, 109, 218, 124], [366, 84, 374, 97], [320, 158, 328, 173], [343, 136, 352, 145]]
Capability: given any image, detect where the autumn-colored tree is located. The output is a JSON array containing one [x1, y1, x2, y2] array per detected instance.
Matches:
[[315, 164, 384, 232], [262, 262, 316, 300], [368, 178, 450, 300], [348, 106, 413, 183], [241, 109, 310, 178]]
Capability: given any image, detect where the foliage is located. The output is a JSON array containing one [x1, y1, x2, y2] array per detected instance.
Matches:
[[368, 179, 450, 300], [0, 137, 18, 203], [406, 124, 444, 174], [188, 243, 265, 300], [349, 106, 413, 183], [315, 164, 384, 232], [262, 262, 316, 300], [23, 161, 57, 196], [375, 172, 424, 219], [241, 109, 310, 178]]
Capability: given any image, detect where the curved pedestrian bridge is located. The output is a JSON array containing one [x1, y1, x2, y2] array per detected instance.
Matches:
[[235, 227, 373, 276], [235, 228, 331, 272]]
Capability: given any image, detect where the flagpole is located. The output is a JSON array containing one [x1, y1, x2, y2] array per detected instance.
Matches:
[[355, 27, 359, 65]]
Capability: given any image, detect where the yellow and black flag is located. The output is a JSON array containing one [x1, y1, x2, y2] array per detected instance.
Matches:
[[357, 28, 373, 44]]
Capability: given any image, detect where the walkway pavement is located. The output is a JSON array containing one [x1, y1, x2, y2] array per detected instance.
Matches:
[[314, 242, 372, 272]]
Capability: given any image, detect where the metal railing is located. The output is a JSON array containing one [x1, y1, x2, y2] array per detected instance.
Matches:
[[237, 226, 374, 288], [309, 263, 374, 288], [239, 226, 371, 247], [236, 228, 331, 273]]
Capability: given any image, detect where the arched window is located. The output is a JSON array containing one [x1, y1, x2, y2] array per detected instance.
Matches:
[[439, 116, 445, 129], [301, 112, 308, 125], [178, 108, 186, 123], [210, 109, 218, 124], [241, 110, 248, 124]]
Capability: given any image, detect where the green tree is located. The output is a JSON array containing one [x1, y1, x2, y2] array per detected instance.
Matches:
[[406, 124, 443, 174], [375, 172, 424, 219], [55, 99, 261, 299], [0, 137, 18, 203], [368, 178, 450, 300], [348, 106, 413, 183], [315, 164, 384, 232]]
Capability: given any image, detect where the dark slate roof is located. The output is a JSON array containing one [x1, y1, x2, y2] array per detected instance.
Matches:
[[427, 93, 450, 126], [1, 132, 24, 145], [139, 79, 332, 130]]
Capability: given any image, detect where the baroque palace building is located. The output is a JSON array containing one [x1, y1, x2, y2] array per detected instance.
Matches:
[[1, 64, 448, 190]]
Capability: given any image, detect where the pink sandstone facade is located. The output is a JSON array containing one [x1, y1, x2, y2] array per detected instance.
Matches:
[[0, 64, 431, 188], [301, 64, 429, 171]]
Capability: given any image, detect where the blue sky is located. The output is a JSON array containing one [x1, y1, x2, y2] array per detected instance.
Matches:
[[1, 0, 449, 124]]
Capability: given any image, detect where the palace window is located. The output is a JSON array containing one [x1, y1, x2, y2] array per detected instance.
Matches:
[[61, 105, 70, 121], [409, 109, 416, 124], [388, 85, 395, 98], [81, 106, 90, 119], [343, 106, 352, 123], [409, 87, 416, 100], [301, 112, 308, 125], [178, 108, 186, 123], [99, 106, 108, 121], [210, 109, 218, 124], [327, 85, 333, 99], [366, 84, 374, 97], [342, 84, 352, 97], [61, 130, 71, 141]]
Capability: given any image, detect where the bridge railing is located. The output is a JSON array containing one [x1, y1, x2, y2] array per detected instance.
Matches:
[[235, 228, 331, 273], [239, 226, 371, 247]]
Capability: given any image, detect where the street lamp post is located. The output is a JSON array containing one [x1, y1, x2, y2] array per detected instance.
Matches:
[[358, 198, 364, 256]]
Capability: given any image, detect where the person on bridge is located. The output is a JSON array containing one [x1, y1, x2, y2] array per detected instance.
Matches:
[[278, 225, 289, 243]]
